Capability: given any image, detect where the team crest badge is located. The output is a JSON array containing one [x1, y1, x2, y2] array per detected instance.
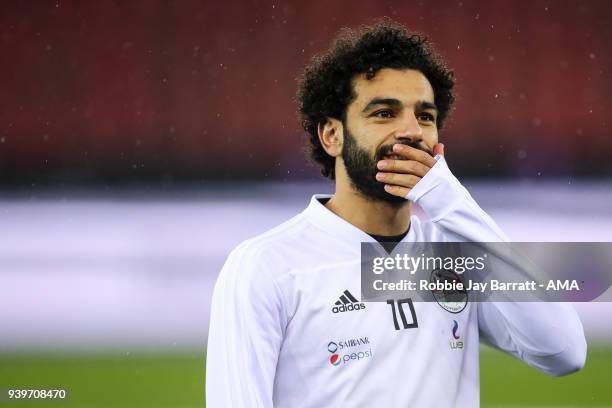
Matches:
[[430, 268, 468, 313]]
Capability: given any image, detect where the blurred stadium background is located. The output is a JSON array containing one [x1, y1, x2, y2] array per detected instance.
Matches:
[[1, 1, 611, 407]]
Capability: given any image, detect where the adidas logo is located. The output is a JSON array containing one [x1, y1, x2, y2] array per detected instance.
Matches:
[[332, 290, 366, 313]]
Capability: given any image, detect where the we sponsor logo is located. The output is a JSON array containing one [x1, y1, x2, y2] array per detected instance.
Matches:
[[450, 320, 464, 350]]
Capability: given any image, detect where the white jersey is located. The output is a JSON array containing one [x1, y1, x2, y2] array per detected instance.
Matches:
[[206, 157, 586, 408]]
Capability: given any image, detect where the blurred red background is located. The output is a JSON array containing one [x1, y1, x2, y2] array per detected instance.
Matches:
[[1, 0, 610, 186]]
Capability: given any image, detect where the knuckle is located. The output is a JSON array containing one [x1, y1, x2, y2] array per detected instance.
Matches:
[[398, 160, 412, 173], [412, 162, 422, 174]]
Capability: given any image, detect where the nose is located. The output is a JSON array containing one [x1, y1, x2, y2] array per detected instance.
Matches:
[[394, 112, 423, 143]]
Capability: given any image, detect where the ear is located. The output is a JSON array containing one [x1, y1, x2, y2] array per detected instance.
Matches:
[[317, 118, 343, 157]]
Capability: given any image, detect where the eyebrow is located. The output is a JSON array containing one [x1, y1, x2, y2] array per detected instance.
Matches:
[[416, 100, 438, 113], [361, 97, 438, 114], [361, 98, 401, 113]]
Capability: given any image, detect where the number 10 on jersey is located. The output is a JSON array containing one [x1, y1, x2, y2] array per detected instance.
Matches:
[[386, 298, 418, 330]]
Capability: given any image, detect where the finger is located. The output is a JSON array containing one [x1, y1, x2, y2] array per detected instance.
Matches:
[[433, 143, 445, 157], [376, 172, 422, 188], [376, 172, 421, 188], [384, 184, 411, 198], [376, 159, 430, 177], [392, 144, 437, 167]]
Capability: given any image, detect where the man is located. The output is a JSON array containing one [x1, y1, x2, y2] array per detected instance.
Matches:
[[206, 20, 586, 407]]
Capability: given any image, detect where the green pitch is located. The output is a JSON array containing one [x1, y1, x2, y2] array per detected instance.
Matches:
[[0, 346, 610, 407], [480, 344, 611, 407]]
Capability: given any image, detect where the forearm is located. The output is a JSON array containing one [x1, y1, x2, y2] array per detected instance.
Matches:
[[478, 301, 586, 376], [409, 156, 586, 376], [407, 155, 508, 243]]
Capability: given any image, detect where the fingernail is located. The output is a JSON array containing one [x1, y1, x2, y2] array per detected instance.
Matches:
[[393, 144, 404, 152], [376, 172, 385, 181], [377, 160, 388, 169]]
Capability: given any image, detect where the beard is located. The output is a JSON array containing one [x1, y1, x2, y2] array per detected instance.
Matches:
[[341, 127, 432, 205]]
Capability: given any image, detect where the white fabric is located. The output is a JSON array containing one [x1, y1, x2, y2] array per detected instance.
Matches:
[[206, 157, 587, 407]]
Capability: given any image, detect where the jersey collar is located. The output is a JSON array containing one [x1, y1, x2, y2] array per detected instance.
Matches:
[[302, 194, 416, 254]]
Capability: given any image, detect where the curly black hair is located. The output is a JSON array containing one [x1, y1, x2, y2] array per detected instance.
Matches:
[[296, 19, 455, 179]]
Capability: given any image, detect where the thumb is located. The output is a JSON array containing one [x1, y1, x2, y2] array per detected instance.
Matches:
[[433, 143, 445, 157]]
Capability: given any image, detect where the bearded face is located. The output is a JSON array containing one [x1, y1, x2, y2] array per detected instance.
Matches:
[[341, 126, 431, 205]]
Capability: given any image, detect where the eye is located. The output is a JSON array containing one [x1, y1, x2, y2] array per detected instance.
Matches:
[[373, 110, 394, 119], [417, 112, 435, 122]]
